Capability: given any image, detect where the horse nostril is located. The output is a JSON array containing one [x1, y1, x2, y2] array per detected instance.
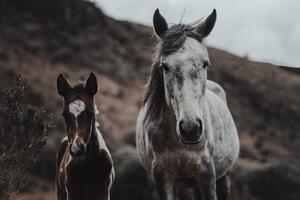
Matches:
[[179, 120, 199, 134], [196, 118, 204, 135], [179, 120, 193, 136]]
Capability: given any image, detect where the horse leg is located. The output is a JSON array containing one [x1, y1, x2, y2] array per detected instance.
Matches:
[[152, 165, 175, 200], [192, 184, 202, 200], [55, 170, 66, 200], [56, 185, 66, 200], [175, 186, 196, 200], [174, 186, 191, 200], [196, 159, 217, 200], [65, 173, 85, 200], [216, 174, 231, 200], [55, 140, 68, 200]]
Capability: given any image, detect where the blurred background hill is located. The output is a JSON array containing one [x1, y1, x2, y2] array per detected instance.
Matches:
[[0, 0, 299, 199]]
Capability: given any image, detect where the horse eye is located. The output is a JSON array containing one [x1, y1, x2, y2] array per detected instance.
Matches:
[[161, 63, 170, 72], [203, 61, 209, 69]]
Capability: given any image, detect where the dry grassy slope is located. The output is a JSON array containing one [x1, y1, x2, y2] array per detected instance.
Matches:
[[0, 0, 153, 145], [0, 0, 299, 165]]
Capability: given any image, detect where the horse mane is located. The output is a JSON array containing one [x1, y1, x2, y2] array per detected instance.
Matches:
[[160, 22, 204, 55], [67, 83, 93, 100], [72, 83, 89, 96], [143, 22, 204, 122], [143, 60, 165, 122], [73, 83, 85, 90]]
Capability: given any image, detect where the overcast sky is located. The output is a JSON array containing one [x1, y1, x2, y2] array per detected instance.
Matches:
[[92, 0, 300, 67]]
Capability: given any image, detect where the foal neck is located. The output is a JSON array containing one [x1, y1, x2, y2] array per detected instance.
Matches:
[[86, 122, 100, 155]]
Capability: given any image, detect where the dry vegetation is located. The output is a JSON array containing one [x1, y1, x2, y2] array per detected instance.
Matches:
[[0, 76, 53, 199]]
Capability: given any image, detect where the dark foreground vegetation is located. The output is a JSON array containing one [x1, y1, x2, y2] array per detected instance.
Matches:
[[0, 76, 53, 199], [0, 0, 299, 199]]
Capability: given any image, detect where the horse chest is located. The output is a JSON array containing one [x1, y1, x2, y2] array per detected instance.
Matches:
[[156, 150, 210, 179], [58, 149, 113, 198], [149, 127, 210, 178], [67, 151, 112, 177]]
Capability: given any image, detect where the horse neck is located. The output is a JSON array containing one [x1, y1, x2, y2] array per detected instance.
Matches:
[[86, 121, 99, 155]]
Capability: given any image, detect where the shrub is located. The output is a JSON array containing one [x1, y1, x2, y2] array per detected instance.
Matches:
[[0, 75, 53, 199]]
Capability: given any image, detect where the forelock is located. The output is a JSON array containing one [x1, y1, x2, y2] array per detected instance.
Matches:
[[159, 23, 203, 55]]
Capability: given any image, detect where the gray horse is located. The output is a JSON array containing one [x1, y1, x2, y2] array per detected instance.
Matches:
[[136, 9, 239, 200]]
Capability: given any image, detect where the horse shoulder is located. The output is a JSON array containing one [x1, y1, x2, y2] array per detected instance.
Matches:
[[94, 130, 114, 178], [56, 137, 68, 170], [206, 80, 227, 104], [97, 149, 114, 178], [55, 137, 68, 198], [205, 89, 240, 178]]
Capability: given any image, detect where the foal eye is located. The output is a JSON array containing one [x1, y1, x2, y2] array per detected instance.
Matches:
[[161, 63, 170, 72], [203, 61, 209, 69]]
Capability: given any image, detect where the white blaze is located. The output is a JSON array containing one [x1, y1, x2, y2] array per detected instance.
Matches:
[[69, 100, 85, 128], [163, 37, 208, 120], [69, 100, 85, 117]]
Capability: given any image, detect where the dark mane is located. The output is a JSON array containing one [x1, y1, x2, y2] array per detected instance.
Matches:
[[160, 23, 204, 55], [143, 61, 166, 122], [71, 83, 87, 95], [66, 83, 92, 99], [144, 22, 204, 122], [73, 83, 85, 90]]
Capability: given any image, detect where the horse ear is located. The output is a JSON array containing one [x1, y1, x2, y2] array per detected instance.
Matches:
[[153, 9, 169, 38], [57, 74, 72, 97], [85, 72, 98, 96], [196, 9, 217, 38]]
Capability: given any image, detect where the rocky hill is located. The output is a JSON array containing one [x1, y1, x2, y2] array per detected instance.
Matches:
[[0, 0, 299, 199]]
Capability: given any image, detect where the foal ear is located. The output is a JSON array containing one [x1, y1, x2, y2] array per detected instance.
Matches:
[[85, 72, 98, 96], [153, 9, 169, 38], [196, 9, 217, 38], [57, 74, 72, 97]]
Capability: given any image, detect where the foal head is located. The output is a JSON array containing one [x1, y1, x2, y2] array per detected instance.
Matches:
[[57, 73, 98, 158], [147, 9, 216, 144]]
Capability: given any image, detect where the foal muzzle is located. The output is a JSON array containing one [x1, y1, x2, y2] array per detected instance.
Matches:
[[70, 140, 87, 157]]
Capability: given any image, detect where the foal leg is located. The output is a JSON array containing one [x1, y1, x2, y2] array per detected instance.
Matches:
[[56, 186, 66, 200], [216, 174, 231, 200], [152, 165, 175, 200]]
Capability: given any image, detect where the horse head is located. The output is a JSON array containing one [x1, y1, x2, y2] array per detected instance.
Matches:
[[153, 9, 216, 144], [57, 73, 98, 158]]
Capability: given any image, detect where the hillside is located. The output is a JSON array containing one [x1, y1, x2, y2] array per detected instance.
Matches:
[[0, 0, 299, 199]]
